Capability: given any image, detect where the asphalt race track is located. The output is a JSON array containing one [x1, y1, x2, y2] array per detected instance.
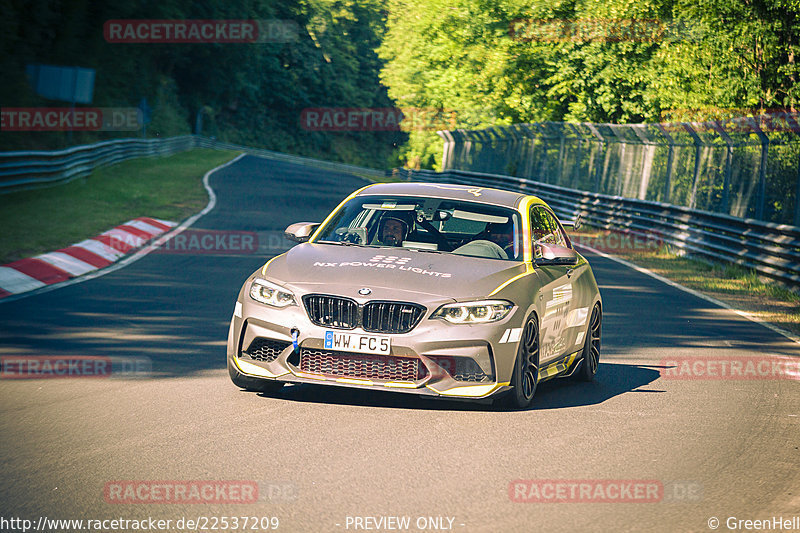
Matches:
[[1, 155, 798, 533]]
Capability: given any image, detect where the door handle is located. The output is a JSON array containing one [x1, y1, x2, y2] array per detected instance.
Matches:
[[567, 268, 574, 278]]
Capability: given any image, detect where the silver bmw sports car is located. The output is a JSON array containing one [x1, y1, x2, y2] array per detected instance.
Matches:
[[227, 182, 601, 408]]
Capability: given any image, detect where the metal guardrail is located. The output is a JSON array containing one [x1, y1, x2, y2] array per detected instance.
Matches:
[[0, 136, 197, 192], [438, 116, 800, 226], [399, 168, 800, 287], [0, 135, 387, 193], [4, 135, 797, 286]]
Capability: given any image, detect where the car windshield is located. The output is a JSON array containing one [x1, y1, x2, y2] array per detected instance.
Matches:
[[314, 195, 522, 261]]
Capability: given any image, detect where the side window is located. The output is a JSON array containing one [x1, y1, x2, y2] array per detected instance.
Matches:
[[541, 209, 570, 248], [529, 207, 548, 259], [530, 207, 567, 249]]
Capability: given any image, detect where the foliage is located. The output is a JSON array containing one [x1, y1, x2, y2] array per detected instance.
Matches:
[[0, 0, 401, 168], [1, 0, 797, 170], [377, 0, 800, 167]]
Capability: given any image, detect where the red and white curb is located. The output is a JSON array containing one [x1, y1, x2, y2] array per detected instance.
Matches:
[[0, 217, 176, 299]]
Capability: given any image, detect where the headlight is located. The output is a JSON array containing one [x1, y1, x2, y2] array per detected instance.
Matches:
[[249, 278, 296, 308], [431, 300, 514, 324]]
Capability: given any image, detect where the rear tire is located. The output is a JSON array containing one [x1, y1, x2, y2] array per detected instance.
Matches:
[[496, 314, 540, 409], [228, 357, 285, 393], [574, 304, 601, 382]]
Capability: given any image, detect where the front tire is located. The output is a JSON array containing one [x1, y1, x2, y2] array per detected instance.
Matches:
[[574, 304, 601, 382], [228, 357, 285, 393], [498, 314, 540, 409]]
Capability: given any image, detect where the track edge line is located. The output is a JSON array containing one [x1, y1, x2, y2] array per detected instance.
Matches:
[[576, 243, 800, 347]]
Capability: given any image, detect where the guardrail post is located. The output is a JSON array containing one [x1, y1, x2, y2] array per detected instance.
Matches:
[[522, 125, 536, 178], [723, 145, 733, 214], [568, 124, 583, 187], [747, 118, 770, 220], [556, 126, 565, 184], [757, 143, 769, 220], [437, 130, 453, 170], [711, 120, 734, 214], [631, 125, 654, 200], [606, 124, 627, 196], [682, 123, 702, 209], [795, 150, 800, 226], [539, 137, 549, 182], [531, 124, 549, 182], [656, 124, 675, 204], [573, 136, 582, 187], [781, 113, 800, 226], [506, 125, 522, 176], [617, 142, 627, 197], [589, 141, 603, 193], [585, 124, 605, 193], [486, 128, 499, 174], [461, 129, 473, 169]]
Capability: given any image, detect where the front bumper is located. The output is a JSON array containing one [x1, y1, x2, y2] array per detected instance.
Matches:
[[226, 289, 524, 399]]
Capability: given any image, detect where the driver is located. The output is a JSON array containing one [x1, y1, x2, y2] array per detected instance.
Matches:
[[484, 220, 516, 256], [377, 215, 410, 246]]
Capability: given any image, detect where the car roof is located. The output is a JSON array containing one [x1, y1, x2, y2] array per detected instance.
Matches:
[[355, 181, 543, 210]]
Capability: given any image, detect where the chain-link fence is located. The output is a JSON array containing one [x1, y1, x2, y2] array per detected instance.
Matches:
[[438, 114, 800, 226]]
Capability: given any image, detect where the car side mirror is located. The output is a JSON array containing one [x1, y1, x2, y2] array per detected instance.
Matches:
[[285, 222, 320, 243], [535, 243, 578, 266]]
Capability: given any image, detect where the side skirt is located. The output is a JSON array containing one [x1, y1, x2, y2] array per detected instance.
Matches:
[[538, 351, 581, 382]]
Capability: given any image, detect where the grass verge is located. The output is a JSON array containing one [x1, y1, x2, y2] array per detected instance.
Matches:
[[570, 226, 800, 337], [0, 149, 240, 264]]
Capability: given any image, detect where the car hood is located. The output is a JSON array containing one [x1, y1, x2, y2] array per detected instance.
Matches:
[[260, 243, 529, 302]]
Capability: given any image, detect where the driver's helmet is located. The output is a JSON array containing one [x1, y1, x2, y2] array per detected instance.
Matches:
[[484, 220, 515, 248], [377, 212, 412, 246]]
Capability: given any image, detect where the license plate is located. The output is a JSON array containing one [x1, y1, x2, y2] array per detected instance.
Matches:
[[324, 331, 391, 355]]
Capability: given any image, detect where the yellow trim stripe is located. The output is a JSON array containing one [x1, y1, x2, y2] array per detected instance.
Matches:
[[233, 356, 289, 378], [486, 194, 546, 297], [538, 351, 581, 380], [518, 196, 541, 263], [489, 263, 534, 296], [384, 381, 419, 388], [260, 252, 286, 276], [308, 183, 375, 243], [426, 382, 510, 398], [539, 364, 561, 379]]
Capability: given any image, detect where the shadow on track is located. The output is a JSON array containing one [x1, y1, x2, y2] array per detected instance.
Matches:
[[239, 362, 662, 412]]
